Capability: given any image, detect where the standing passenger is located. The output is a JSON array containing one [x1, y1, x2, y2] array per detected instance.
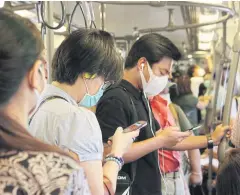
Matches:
[[96, 33, 191, 195], [96, 33, 230, 195], [29, 29, 139, 195]]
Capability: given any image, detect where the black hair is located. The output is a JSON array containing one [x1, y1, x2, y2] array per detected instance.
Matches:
[[125, 33, 181, 69], [198, 83, 207, 96], [0, 9, 44, 108], [187, 65, 198, 77], [216, 148, 240, 195], [176, 75, 192, 96], [0, 9, 67, 155], [52, 28, 123, 85]]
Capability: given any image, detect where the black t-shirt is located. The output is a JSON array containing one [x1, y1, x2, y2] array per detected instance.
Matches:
[[96, 80, 162, 195]]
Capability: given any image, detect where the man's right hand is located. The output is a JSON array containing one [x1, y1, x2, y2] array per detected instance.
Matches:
[[156, 126, 191, 148]]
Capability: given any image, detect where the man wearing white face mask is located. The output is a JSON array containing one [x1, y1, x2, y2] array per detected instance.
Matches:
[[96, 33, 192, 195], [97, 34, 230, 195]]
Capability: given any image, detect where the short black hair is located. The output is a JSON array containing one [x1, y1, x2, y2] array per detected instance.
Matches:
[[125, 33, 181, 69], [187, 65, 198, 77], [52, 28, 123, 85], [176, 75, 192, 96]]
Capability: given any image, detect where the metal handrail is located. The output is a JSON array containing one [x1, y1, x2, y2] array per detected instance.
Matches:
[[138, 14, 230, 33], [98, 1, 235, 33]]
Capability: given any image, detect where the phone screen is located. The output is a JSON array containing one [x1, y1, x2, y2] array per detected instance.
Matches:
[[188, 125, 202, 132], [108, 121, 147, 142], [123, 121, 147, 133]]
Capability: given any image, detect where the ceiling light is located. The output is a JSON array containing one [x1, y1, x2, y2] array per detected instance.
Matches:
[[188, 54, 193, 59], [198, 31, 214, 42], [198, 42, 211, 51], [14, 10, 36, 18], [198, 12, 219, 31], [190, 0, 222, 4], [0, 0, 4, 8], [53, 22, 66, 33]]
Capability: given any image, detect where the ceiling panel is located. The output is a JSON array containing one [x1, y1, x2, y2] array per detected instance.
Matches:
[[53, 1, 188, 48]]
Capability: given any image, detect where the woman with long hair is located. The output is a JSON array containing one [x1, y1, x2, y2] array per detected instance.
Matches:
[[0, 9, 138, 195]]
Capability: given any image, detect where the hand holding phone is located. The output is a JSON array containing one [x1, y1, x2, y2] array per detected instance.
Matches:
[[106, 126, 141, 157], [108, 121, 147, 141], [123, 121, 147, 133]]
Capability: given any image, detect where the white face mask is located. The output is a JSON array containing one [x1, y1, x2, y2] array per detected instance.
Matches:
[[140, 63, 169, 97], [160, 93, 172, 105]]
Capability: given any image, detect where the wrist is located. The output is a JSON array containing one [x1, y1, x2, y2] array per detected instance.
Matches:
[[154, 135, 166, 149], [211, 135, 218, 145], [110, 148, 123, 158], [191, 171, 202, 176], [206, 134, 214, 148], [104, 154, 124, 171]]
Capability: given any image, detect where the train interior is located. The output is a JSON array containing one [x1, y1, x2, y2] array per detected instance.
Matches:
[[1, 1, 240, 195]]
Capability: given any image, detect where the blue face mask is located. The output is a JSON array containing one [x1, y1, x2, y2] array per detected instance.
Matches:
[[204, 80, 210, 88], [79, 80, 104, 108]]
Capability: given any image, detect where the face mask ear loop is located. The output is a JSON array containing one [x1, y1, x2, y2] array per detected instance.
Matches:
[[146, 63, 154, 80], [83, 78, 90, 95], [143, 82, 169, 195]]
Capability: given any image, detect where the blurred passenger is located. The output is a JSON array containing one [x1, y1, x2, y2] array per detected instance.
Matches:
[[0, 9, 90, 194], [187, 65, 205, 98], [216, 148, 240, 195], [172, 75, 210, 128], [231, 96, 240, 124], [197, 83, 207, 124], [29, 28, 139, 195]]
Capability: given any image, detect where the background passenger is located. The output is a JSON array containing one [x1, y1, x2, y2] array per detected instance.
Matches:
[[172, 75, 210, 128], [187, 65, 205, 98]]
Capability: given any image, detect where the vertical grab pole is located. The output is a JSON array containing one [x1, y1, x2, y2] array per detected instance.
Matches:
[[218, 4, 240, 164], [207, 20, 227, 195], [100, 3, 105, 30], [45, 1, 54, 83], [218, 40, 240, 163]]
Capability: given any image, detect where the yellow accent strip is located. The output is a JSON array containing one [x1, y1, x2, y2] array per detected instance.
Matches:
[[84, 73, 97, 79]]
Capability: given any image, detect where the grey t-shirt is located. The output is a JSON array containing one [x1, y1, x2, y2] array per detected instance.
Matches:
[[173, 104, 193, 132], [173, 94, 198, 126], [29, 84, 103, 162]]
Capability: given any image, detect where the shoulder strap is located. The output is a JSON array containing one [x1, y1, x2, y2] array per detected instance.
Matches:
[[169, 103, 179, 126], [115, 87, 138, 187], [29, 96, 68, 125], [105, 86, 138, 186]]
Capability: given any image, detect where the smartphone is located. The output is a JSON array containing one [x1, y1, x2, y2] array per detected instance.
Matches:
[[123, 121, 147, 133], [108, 121, 147, 141], [188, 125, 202, 132]]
